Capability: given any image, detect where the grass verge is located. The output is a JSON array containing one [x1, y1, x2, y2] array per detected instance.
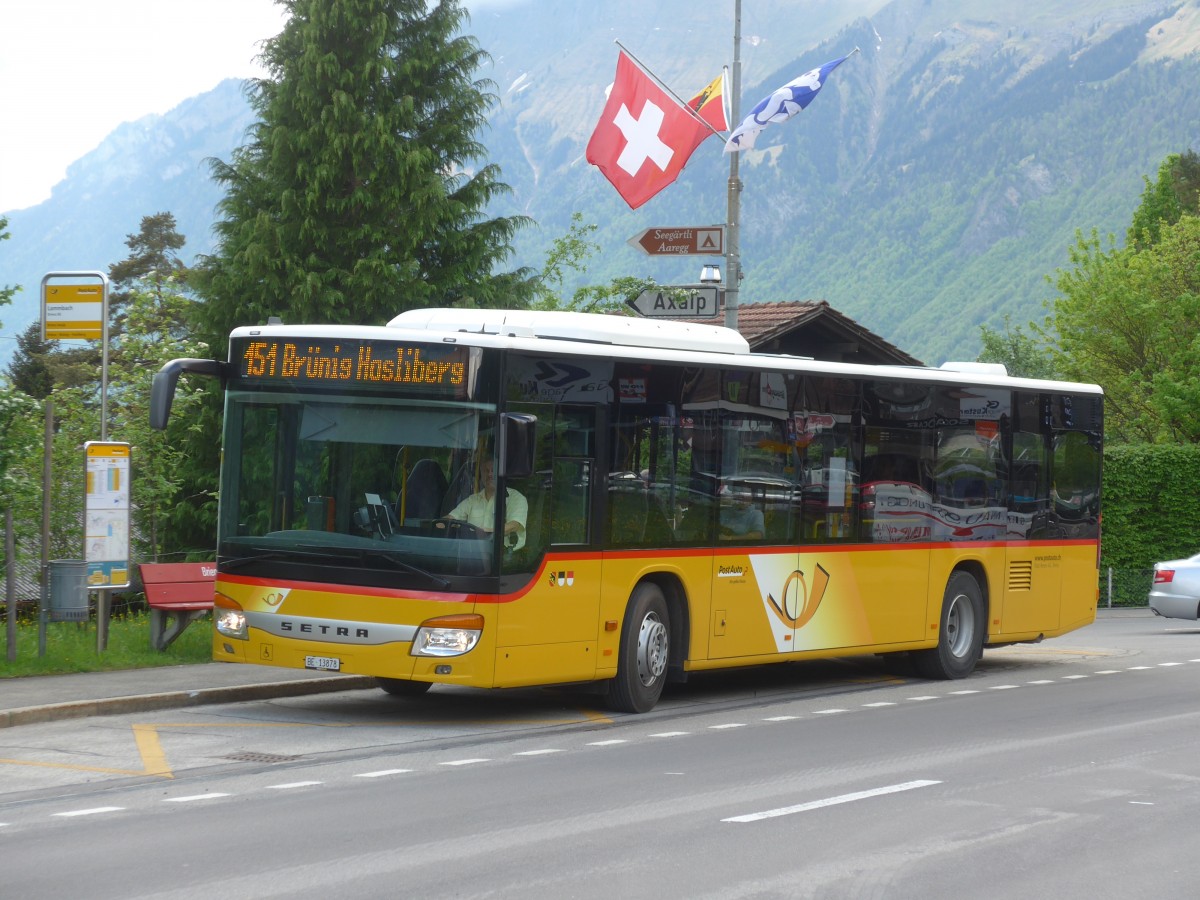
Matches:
[[2, 612, 212, 677]]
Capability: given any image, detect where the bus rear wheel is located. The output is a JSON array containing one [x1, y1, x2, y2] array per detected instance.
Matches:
[[377, 677, 433, 698], [912, 571, 984, 680], [606, 583, 670, 714]]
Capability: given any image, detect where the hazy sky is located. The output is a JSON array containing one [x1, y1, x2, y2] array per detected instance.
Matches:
[[0, 0, 526, 214]]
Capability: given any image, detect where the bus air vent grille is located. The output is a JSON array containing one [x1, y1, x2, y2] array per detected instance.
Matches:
[[1007, 560, 1033, 592]]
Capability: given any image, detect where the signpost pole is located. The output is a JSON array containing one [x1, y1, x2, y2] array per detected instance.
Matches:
[[725, 0, 743, 331]]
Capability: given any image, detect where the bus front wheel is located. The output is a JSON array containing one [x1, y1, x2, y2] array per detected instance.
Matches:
[[912, 571, 984, 679], [606, 583, 670, 714]]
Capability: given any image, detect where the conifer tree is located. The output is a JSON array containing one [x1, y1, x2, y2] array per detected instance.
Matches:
[[197, 0, 532, 352]]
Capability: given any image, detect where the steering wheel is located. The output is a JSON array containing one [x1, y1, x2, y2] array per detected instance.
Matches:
[[433, 518, 485, 539]]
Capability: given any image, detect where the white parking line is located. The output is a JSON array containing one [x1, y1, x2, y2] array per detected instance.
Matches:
[[723, 780, 942, 823]]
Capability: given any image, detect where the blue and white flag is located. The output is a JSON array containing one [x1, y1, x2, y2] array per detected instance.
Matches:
[[724, 54, 852, 153]]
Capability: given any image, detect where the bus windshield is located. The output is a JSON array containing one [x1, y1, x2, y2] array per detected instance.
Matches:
[[219, 388, 507, 584]]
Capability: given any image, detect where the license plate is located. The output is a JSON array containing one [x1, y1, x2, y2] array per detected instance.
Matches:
[[305, 655, 341, 672]]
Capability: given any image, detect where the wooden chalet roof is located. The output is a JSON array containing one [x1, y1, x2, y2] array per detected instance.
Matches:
[[685, 300, 923, 367]]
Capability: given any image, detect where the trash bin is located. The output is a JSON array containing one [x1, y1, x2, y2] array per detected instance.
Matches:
[[47, 559, 89, 622]]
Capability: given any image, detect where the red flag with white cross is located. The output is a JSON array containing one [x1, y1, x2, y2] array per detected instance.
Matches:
[[586, 51, 722, 210]]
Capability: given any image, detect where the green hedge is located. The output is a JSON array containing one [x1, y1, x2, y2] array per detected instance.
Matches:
[[1101, 444, 1200, 606]]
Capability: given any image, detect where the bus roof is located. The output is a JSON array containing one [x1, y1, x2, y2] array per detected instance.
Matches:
[[229, 308, 1101, 397]]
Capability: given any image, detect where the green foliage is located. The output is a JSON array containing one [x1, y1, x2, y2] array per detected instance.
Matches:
[[1128, 150, 1200, 249], [0, 216, 15, 320], [0, 385, 40, 512], [977, 315, 1057, 379], [1046, 215, 1200, 443], [108, 212, 190, 338], [1101, 443, 1200, 605]]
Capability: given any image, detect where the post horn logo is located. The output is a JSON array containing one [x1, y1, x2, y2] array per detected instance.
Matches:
[[766, 564, 830, 630]]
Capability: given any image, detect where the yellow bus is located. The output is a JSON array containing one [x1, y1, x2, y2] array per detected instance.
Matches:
[[150, 308, 1103, 712]]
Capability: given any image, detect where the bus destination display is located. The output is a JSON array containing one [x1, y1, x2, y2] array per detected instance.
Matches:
[[235, 337, 469, 392]]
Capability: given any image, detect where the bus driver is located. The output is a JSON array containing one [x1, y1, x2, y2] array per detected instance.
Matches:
[[443, 458, 528, 550]]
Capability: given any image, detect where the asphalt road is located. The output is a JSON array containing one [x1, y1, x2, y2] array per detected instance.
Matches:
[[2, 610, 1198, 899]]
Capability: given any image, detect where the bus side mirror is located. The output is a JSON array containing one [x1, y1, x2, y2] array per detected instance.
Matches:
[[499, 413, 537, 478], [149, 358, 226, 429]]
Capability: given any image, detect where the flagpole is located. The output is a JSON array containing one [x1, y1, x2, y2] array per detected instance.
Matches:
[[724, 0, 742, 330]]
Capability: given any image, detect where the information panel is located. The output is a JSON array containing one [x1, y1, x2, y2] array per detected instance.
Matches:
[[84, 442, 131, 589], [232, 337, 474, 397]]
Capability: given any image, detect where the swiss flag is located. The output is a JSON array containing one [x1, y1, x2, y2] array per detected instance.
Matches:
[[586, 52, 718, 210]]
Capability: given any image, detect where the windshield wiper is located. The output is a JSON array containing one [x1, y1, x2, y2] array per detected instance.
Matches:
[[218, 544, 451, 589], [357, 549, 451, 590]]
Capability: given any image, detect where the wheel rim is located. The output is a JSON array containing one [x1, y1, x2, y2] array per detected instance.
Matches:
[[636, 611, 669, 687], [945, 591, 976, 658]]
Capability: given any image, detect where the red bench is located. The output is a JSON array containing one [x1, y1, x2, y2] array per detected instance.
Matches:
[[139, 562, 216, 651]]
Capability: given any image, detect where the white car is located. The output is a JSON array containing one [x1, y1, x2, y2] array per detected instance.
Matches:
[[1149, 553, 1200, 620]]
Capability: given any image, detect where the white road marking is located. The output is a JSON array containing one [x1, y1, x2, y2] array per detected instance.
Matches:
[[650, 731, 689, 738], [440, 758, 489, 766], [723, 780, 942, 823], [53, 807, 124, 817], [990, 685, 1019, 690], [587, 739, 627, 746], [355, 769, 413, 778], [813, 708, 847, 715], [164, 794, 230, 803], [1062, 675, 1088, 679], [710, 723, 747, 730], [266, 781, 322, 790], [1027, 680, 1055, 684], [863, 702, 896, 707], [949, 690, 980, 695], [1095, 670, 1120, 674], [514, 749, 563, 756], [907, 696, 938, 701], [764, 715, 800, 721]]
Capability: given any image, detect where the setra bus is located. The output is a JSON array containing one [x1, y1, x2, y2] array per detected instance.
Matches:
[[149, 307, 1103, 712]]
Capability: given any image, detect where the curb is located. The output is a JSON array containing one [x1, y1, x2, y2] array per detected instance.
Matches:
[[0, 675, 377, 729]]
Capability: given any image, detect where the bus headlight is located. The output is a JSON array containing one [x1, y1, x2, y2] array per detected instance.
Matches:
[[214, 594, 248, 640], [411, 614, 483, 657]]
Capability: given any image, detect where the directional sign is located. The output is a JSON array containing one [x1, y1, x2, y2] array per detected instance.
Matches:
[[627, 285, 719, 318], [628, 226, 724, 256]]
